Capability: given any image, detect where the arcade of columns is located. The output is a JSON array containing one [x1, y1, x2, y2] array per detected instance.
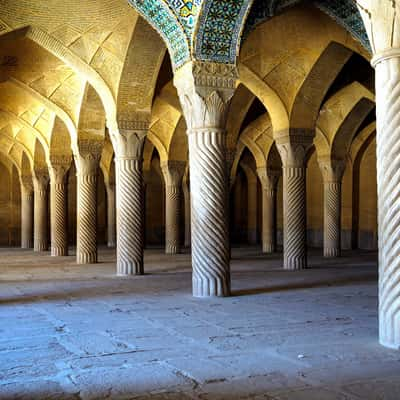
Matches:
[[0, 0, 397, 349]]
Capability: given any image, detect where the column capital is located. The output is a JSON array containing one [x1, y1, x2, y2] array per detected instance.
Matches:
[[174, 61, 238, 131], [112, 126, 147, 160], [20, 174, 34, 193], [257, 166, 280, 190], [161, 160, 186, 187], [32, 169, 50, 190], [318, 157, 346, 183], [275, 133, 313, 168], [356, 1, 400, 57], [49, 155, 71, 183], [74, 140, 102, 176]]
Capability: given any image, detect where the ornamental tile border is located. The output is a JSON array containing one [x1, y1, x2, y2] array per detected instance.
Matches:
[[127, 0, 190, 67], [195, 0, 254, 63]]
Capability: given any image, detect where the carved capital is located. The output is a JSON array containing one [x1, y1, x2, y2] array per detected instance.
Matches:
[[257, 167, 280, 190], [32, 170, 49, 191], [174, 61, 238, 131], [161, 161, 186, 187], [276, 132, 313, 168], [20, 174, 34, 193], [74, 153, 100, 176], [49, 155, 71, 183], [356, 1, 400, 56], [318, 157, 346, 183], [112, 129, 146, 160]]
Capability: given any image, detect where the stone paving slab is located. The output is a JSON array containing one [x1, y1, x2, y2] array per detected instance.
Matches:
[[0, 247, 398, 399]]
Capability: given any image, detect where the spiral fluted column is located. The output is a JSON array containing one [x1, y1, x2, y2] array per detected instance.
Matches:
[[319, 159, 345, 258], [111, 127, 146, 276], [33, 173, 49, 252], [106, 182, 116, 248], [175, 61, 237, 297], [183, 172, 191, 248], [356, 0, 400, 348], [277, 137, 312, 270], [75, 149, 101, 265], [257, 168, 279, 253], [373, 53, 400, 349], [49, 158, 70, 256], [20, 176, 33, 249], [161, 161, 186, 255]]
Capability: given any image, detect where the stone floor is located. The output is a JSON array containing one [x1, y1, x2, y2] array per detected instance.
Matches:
[[0, 246, 399, 400]]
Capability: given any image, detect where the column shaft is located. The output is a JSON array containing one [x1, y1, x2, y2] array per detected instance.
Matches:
[[33, 179, 48, 252], [262, 186, 276, 253], [189, 130, 230, 297], [374, 56, 400, 348], [282, 166, 307, 270], [247, 178, 258, 245], [76, 172, 97, 264], [50, 180, 68, 256], [21, 186, 33, 249], [183, 178, 191, 248], [106, 184, 116, 248], [116, 158, 143, 275], [165, 185, 181, 254], [323, 181, 342, 257]]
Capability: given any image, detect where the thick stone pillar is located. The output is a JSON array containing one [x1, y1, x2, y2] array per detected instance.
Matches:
[[257, 167, 279, 253], [174, 61, 237, 297], [49, 157, 70, 256], [32, 172, 49, 252], [182, 171, 191, 248], [112, 127, 146, 276], [356, 1, 400, 348], [20, 175, 33, 249], [105, 181, 116, 248], [276, 136, 312, 270], [161, 161, 186, 254], [319, 159, 345, 258], [74, 148, 101, 264]]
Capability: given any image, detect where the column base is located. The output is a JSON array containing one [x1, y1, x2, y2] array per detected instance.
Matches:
[[284, 257, 306, 270], [324, 248, 340, 258], [117, 260, 144, 276], [77, 252, 97, 264], [262, 243, 275, 254], [107, 241, 116, 248], [166, 244, 179, 255], [51, 247, 68, 257], [21, 241, 33, 249], [34, 242, 48, 252], [193, 276, 230, 297]]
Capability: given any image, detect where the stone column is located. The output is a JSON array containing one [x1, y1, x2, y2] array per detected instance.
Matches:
[[356, 0, 400, 348], [32, 172, 49, 252], [74, 148, 101, 264], [20, 175, 33, 249], [49, 157, 70, 256], [257, 167, 279, 253], [319, 158, 345, 258], [276, 136, 312, 270], [105, 180, 116, 248], [182, 171, 191, 248], [112, 126, 146, 276], [240, 163, 258, 245], [174, 61, 237, 297], [161, 161, 186, 254]]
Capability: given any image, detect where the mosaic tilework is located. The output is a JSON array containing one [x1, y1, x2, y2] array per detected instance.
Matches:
[[314, 0, 370, 51], [195, 0, 253, 63], [169, 0, 202, 35], [243, 0, 370, 51], [127, 0, 370, 68], [127, 0, 190, 68]]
